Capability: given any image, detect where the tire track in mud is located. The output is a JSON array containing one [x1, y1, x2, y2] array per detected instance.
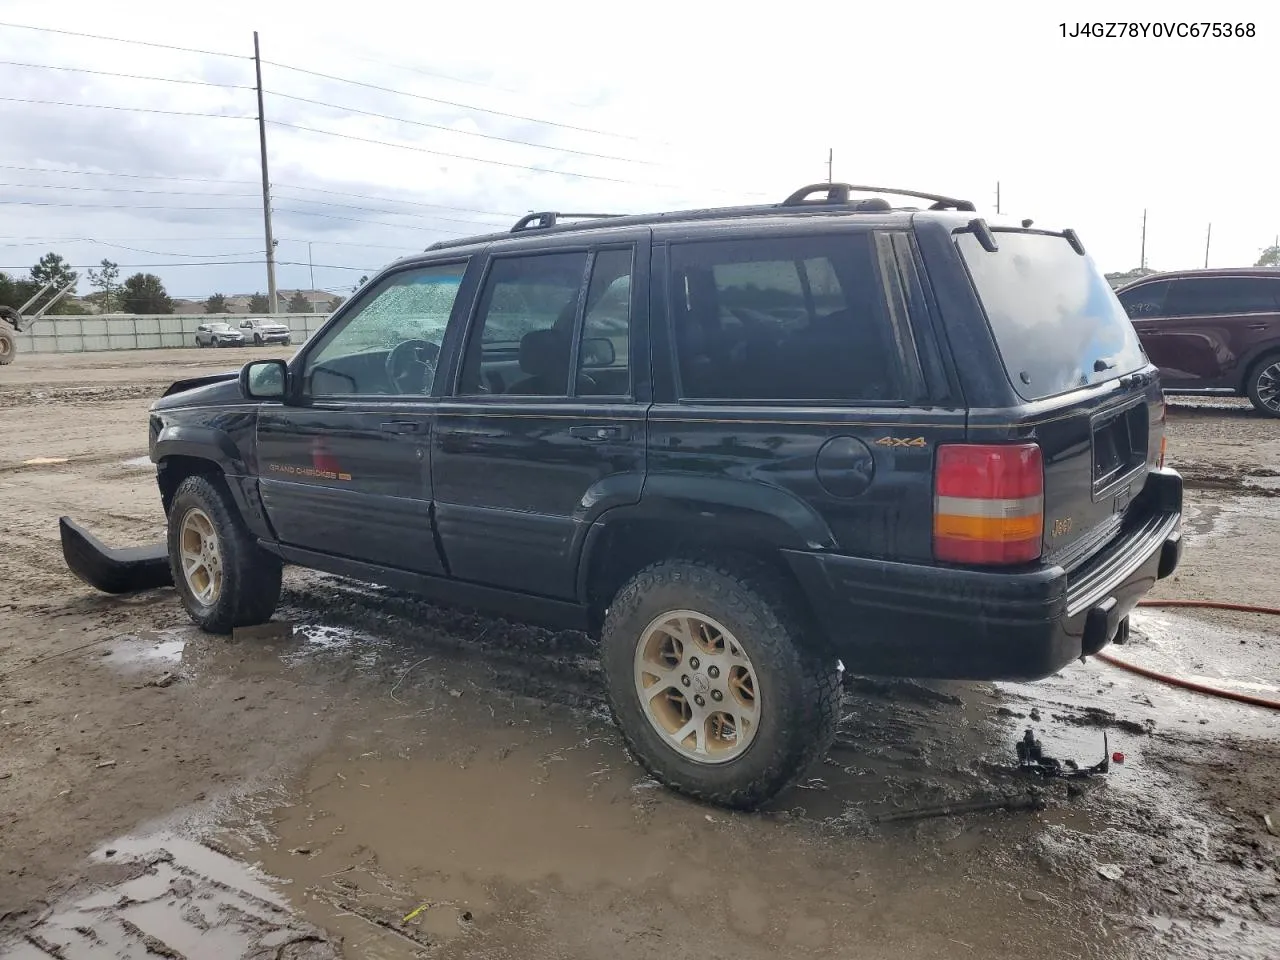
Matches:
[[279, 573, 1017, 824], [280, 576, 607, 712]]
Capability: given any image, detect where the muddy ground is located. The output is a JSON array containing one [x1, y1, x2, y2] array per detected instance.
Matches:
[[1, 348, 1277, 959]]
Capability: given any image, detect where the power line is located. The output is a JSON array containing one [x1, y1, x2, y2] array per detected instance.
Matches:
[[278, 261, 379, 272], [267, 119, 674, 188], [1, 198, 470, 234], [273, 183, 516, 217], [273, 207, 472, 234], [0, 201, 260, 211], [278, 238, 416, 252], [1, 181, 501, 226], [270, 194, 504, 227], [0, 163, 258, 186], [264, 89, 653, 165], [0, 235, 262, 241], [0, 181, 259, 200], [1, 260, 267, 269], [347, 53, 524, 97], [0, 163, 519, 217], [87, 242, 265, 258], [0, 20, 247, 60], [0, 58, 252, 89], [261, 58, 645, 143], [0, 95, 253, 120]]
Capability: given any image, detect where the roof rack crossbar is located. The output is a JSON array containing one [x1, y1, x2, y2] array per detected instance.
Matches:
[[783, 182, 976, 212], [511, 211, 620, 233]]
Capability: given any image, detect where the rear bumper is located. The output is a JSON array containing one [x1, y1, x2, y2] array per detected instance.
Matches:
[[784, 468, 1183, 681], [59, 516, 173, 594]]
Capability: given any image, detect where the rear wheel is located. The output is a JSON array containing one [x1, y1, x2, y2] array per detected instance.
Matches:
[[167, 474, 282, 633], [601, 556, 840, 809], [0, 328, 15, 365], [1246, 353, 1280, 418]]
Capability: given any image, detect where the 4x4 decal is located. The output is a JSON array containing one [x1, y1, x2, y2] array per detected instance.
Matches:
[[875, 436, 928, 448]]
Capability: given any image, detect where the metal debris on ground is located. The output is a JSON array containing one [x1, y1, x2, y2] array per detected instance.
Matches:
[[1015, 728, 1110, 780], [872, 790, 1046, 824]]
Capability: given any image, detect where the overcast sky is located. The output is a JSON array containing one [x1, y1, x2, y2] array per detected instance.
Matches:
[[1, 0, 1276, 303]]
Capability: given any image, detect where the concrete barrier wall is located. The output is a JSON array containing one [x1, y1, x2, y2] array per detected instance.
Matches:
[[12, 313, 332, 354]]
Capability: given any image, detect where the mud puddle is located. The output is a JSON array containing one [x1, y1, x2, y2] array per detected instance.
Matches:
[[99, 628, 190, 673], [995, 606, 1280, 957], [9, 830, 339, 959]]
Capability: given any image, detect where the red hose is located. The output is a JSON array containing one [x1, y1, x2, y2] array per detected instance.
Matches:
[[1136, 598, 1280, 617], [1095, 599, 1280, 710]]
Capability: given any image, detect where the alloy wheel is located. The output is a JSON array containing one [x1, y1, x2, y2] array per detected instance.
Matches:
[[633, 610, 760, 764], [179, 507, 223, 607], [1256, 361, 1280, 414]]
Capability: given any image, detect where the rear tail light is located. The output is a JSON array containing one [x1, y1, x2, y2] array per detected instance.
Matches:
[[934, 443, 1044, 565]]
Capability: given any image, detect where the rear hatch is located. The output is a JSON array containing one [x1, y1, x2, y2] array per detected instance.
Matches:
[[954, 227, 1164, 570]]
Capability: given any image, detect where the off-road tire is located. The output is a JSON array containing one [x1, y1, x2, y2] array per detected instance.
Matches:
[[168, 474, 282, 633], [1245, 351, 1280, 418], [601, 556, 840, 809], [0, 328, 16, 365]]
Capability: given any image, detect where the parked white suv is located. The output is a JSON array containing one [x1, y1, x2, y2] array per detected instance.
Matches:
[[238, 317, 292, 346]]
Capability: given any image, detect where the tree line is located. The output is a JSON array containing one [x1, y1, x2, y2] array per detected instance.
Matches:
[[0, 252, 346, 317]]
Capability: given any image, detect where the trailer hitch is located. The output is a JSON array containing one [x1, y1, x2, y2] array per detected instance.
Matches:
[[1015, 727, 1110, 779]]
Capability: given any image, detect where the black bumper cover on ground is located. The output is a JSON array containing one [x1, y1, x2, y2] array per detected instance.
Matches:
[[59, 516, 173, 594], [785, 468, 1184, 682]]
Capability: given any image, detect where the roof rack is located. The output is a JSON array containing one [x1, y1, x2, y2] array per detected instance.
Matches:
[[423, 182, 977, 252], [783, 182, 976, 212], [511, 211, 619, 233]]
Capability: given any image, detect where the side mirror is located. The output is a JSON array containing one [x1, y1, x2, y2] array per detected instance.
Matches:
[[239, 359, 288, 400], [581, 337, 616, 367]]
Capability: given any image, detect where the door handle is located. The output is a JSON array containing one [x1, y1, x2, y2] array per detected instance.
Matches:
[[380, 420, 423, 435], [1247, 322, 1269, 330], [570, 424, 631, 442]]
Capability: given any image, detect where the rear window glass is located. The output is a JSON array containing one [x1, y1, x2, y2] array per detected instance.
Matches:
[[956, 231, 1147, 402]]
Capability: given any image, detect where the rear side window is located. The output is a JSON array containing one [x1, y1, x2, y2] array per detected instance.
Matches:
[[1117, 280, 1170, 318], [1165, 276, 1280, 317], [459, 252, 588, 396], [956, 231, 1147, 402], [669, 234, 915, 402]]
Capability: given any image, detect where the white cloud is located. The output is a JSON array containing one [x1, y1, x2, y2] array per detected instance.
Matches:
[[1, 0, 1276, 299]]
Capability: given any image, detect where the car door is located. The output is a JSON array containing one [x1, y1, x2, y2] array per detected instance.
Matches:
[[256, 260, 472, 574], [1142, 277, 1243, 388], [431, 235, 650, 599]]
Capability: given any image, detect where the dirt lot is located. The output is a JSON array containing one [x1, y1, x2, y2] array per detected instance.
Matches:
[[2, 348, 1277, 959]]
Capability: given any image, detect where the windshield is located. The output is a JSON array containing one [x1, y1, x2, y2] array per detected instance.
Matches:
[[956, 230, 1148, 402]]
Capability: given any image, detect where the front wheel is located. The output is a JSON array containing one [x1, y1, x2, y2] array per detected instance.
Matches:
[[1, 328, 17, 365], [1246, 353, 1280, 418], [167, 474, 282, 633], [601, 556, 840, 809]]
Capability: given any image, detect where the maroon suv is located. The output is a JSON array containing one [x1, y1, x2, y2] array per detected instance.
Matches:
[[1116, 268, 1280, 416]]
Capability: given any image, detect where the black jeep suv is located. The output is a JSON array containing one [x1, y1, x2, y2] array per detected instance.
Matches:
[[145, 183, 1183, 808]]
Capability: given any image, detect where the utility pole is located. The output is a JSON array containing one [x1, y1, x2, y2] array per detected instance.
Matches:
[[1140, 209, 1147, 270], [827, 148, 833, 184], [996, 181, 1001, 214], [308, 241, 315, 292], [1204, 223, 1211, 268], [253, 31, 278, 314]]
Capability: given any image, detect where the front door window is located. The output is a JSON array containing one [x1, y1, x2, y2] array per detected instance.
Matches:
[[303, 262, 468, 397]]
